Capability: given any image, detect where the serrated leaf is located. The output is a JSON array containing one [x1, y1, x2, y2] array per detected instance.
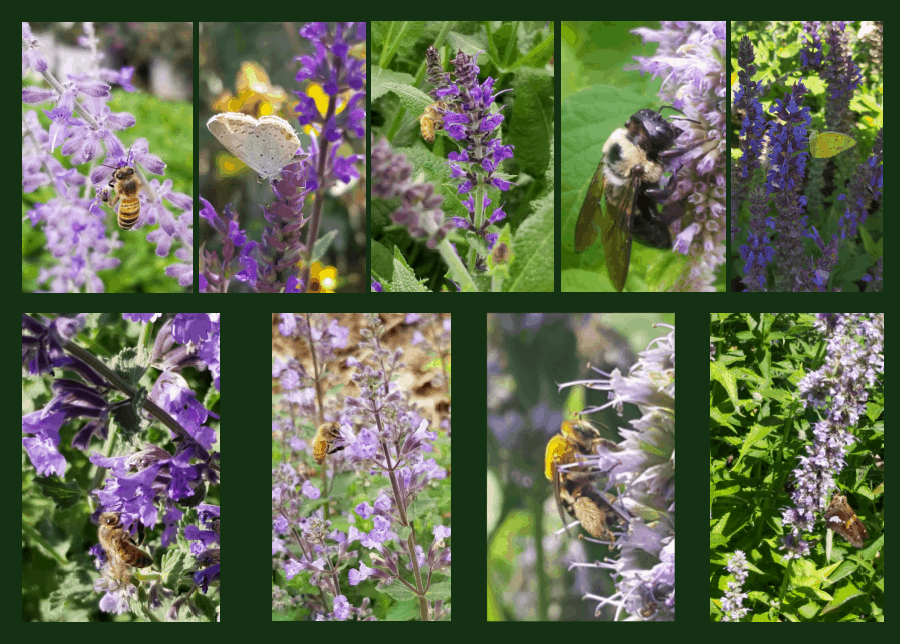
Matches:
[[380, 82, 434, 116], [371, 67, 416, 101], [391, 249, 430, 292], [505, 193, 553, 291]]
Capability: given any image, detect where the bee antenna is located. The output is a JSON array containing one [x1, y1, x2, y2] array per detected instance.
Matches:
[[656, 105, 700, 125], [656, 105, 685, 116]]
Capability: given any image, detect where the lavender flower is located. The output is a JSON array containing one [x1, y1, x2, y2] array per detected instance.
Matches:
[[779, 314, 883, 559], [630, 22, 726, 292], [22, 22, 193, 292], [558, 325, 675, 621], [720, 551, 751, 621]]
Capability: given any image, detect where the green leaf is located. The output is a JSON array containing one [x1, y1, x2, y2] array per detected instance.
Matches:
[[505, 192, 553, 292], [507, 67, 553, 177], [390, 248, 430, 292]]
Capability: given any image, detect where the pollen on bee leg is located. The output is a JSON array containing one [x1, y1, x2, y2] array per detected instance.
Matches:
[[574, 496, 614, 542]]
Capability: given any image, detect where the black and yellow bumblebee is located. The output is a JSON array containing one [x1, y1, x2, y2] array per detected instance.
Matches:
[[544, 418, 630, 541], [574, 106, 708, 291]]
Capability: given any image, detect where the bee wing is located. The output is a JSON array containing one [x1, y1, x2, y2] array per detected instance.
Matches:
[[574, 167, 605, 252], [601, 176, 640, 292]]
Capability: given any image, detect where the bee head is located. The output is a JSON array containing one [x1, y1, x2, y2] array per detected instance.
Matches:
[[561, 419, 602, 445], [627, 106, 695, 158]]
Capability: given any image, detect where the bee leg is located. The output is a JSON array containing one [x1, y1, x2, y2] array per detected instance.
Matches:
[[657, 135, 710, 161], [644, 162, 685, 203], [601, 492, 632, 524], [571, 490, 613, 541], [649, 134, 715, 203], [554, 469, 573, 537], [631, 197, 674, 248], [641, 164, 691, 230]]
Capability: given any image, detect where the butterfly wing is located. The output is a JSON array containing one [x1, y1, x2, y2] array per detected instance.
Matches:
[[207, 113, 259, 173], [253, 116, 305, 175], [809, 130, 857, 158]]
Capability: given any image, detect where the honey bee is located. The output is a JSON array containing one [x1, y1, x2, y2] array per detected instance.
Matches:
[[98, 511, 153, 584], [419, 100, 447, 143], [312, 421, 345, 465], [544, 419, 630, 541], [101, 165, 143, 230]]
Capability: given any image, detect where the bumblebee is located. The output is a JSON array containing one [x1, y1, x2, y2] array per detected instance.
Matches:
[[574, 106, 709, 291], [544, 419, 629, 541]]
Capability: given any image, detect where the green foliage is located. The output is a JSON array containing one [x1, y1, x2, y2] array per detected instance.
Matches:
[[22, 314, 218, 621], [371, 21, 554, 292], [730, 22, 883, 290], [709, 313, 883, 622], [22, 91, 193, 293]]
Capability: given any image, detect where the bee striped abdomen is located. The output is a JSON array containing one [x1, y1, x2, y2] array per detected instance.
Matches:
[[116, 196, 141, 229], [102, 165, 143, 230]]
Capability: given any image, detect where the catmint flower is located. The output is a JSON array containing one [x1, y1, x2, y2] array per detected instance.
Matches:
[[22, 23, 193, 292], [630, 22, 726, 292], [273, 314, 450, 620], [558, 325, 675, 621], [22, 313, 220, 617], [720, 550, 751, 621]]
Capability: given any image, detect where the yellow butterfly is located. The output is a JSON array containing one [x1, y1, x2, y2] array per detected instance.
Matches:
[[808, 130, 857, 158]]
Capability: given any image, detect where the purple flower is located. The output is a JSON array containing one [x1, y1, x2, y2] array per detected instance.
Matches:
[[372, 138, 453, 249], [779, 314, 883, 558], [557, 324, 676, 620], [630, 22, 726, 292], [202, 23, 366, 293], [733, 23, 881, 291], [424, 47, 517, 271], [22, 313, 220, 613], [272, 314, 450, 618], [22, 23, 191, 293]]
